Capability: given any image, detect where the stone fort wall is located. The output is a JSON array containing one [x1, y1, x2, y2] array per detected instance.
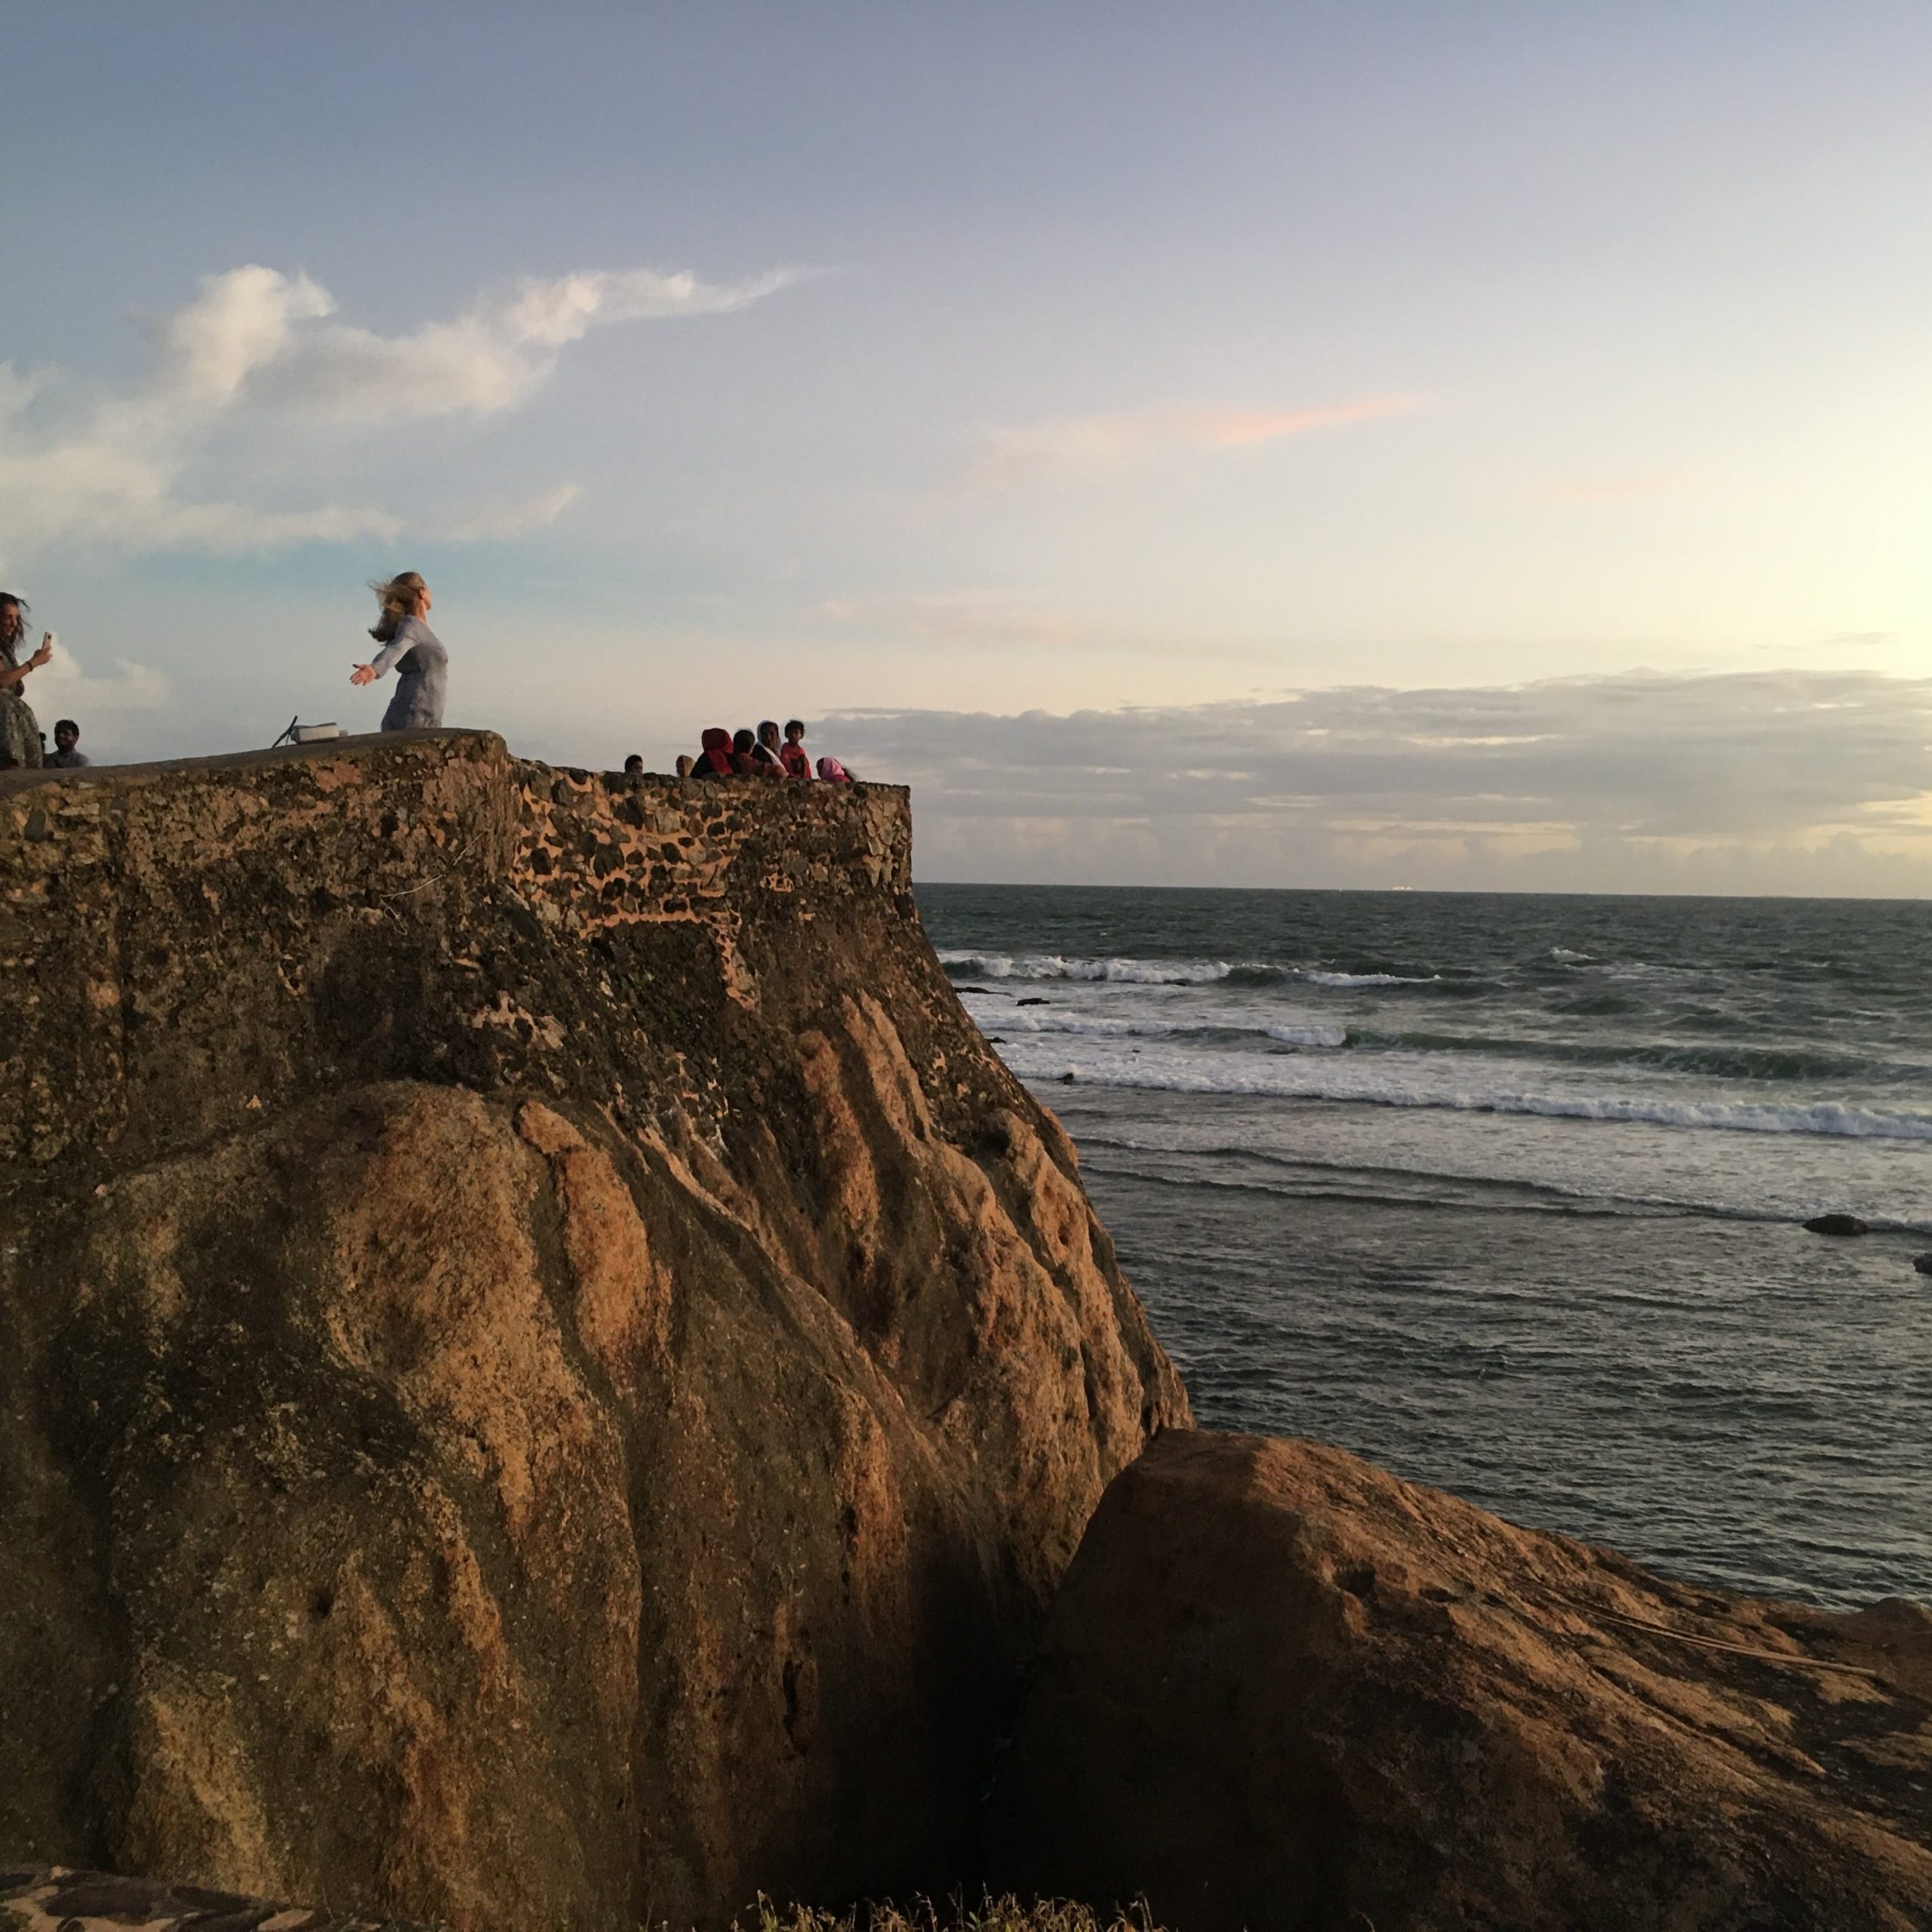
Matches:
[[0, 731, 911, 1169]]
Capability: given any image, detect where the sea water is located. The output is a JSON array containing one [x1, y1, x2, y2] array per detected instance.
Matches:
[[916, 884, 1932, 1609]]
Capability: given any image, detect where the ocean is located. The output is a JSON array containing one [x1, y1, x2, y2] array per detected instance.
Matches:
[[916, 884, 1932, 1611]]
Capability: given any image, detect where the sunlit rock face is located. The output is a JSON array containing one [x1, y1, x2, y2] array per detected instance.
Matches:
[[987, 1429, 1932, 1932], [0, 735, 1188, 1932]]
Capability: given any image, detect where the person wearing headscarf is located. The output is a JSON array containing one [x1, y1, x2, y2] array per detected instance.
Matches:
[[753, 720, 786, 774], [350, 571, 448, 731], [816, 755, 855, 784], [694, 728, 734, 779]]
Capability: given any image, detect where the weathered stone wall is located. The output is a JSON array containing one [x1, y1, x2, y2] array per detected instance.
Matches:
[[0, 733, 1189, 1932], [511, 758, 910, 1011], [0, 734, 912, 1172]]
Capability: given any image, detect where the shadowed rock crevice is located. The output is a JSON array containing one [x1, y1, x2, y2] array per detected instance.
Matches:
[[0, 734, 1189, 1932]]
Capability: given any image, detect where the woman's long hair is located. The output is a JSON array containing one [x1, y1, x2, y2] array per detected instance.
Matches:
[[368, 571, 426, 645], [0, 594, 29, 664]]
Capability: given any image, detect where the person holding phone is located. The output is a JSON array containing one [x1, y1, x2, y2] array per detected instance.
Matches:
[[350, 571, 448, 731], [0, 592, 54, 769]]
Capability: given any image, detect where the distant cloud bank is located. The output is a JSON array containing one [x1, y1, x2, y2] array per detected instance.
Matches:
[[825, 670, 1932, 895], [0, 260, 799, 572], [963, 393, 1417, 490]]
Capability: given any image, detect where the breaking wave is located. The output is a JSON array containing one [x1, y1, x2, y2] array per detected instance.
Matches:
[[965, 1001, 1349, 1050], [958, 995, 1919, 1085], [940, 950, 1441, 989], [995, 1039, 1932, 1143], [942, 949, 1236, 986]]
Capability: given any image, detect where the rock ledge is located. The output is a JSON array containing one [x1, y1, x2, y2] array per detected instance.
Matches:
[[989, 1430, 1932, 1932]]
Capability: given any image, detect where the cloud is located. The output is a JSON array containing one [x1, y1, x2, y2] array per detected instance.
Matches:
[[263, 266, 801, 420], [820, 670, 1932, 893], [434, 484, 583, 543], [125, 264, 337, 417], [964, 394, 1417, 490], [23, 638, 174, 724], [0, 261, 797, 568]]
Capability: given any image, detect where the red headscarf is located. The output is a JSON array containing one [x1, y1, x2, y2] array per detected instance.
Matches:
[[699, 728, 733, 776]]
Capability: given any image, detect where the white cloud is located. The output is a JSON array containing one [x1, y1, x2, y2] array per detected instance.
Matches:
[[24, 638, 174, 722], [822, 670, 1932, 893], [0, 271, 401, 564], [963, 394, 1418, 490], [434, 484, 584, 543], [146, 264, 337, 411], [0, 260, 798, 568], [266, 265, 801, 420]]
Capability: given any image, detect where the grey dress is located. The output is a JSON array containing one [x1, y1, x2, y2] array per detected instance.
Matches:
[[0, 638, 41, 768], [368, 615, 448, 731]]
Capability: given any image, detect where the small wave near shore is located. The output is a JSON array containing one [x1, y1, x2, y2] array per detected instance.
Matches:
[[941, 947, 1438, 989], [983, 1029, 1932, 1146]]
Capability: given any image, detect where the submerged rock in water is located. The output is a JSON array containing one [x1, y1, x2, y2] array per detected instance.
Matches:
[[1913, 1252, 1932, 1276], [987, 1429, 1932, 1932], [1803, 1212, 1870, 1236], [0, 734, 1188, 1932]]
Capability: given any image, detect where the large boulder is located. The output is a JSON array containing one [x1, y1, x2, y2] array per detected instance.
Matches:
[[987, 1430, 1932, 1932], [1802, 1214, 1869, 1238], [0, 737, 1187, 1931]]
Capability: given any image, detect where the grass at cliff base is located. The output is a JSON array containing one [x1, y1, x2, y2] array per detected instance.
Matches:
[[737, 1899, 1167, 1932]]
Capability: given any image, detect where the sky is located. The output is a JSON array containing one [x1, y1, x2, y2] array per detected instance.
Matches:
[[5, 2, 1930, 891]]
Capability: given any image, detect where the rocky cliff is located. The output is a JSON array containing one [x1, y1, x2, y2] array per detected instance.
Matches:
[[0, 734, 1189, 1932], [987, 1432, 1932, 1932]]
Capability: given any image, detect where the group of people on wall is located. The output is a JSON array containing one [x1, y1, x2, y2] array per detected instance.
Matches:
[[681, 722, 856, 784], [2, 571, 858, 785], [350, 571, 861, 781], [0, 594, 91, 771]]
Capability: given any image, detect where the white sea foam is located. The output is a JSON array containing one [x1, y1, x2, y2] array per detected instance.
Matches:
[[1550, 947, 1594, 964], [940, 949, 1235, 985], [967, 1004, 1349, 1049], [982, 1011, 1198, 1041], [997, 1039, 1932, 1143], [1296, 969, 1438, 988], [1263, 1021, 1352, 1048], [940, 949, 1441, 989]]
